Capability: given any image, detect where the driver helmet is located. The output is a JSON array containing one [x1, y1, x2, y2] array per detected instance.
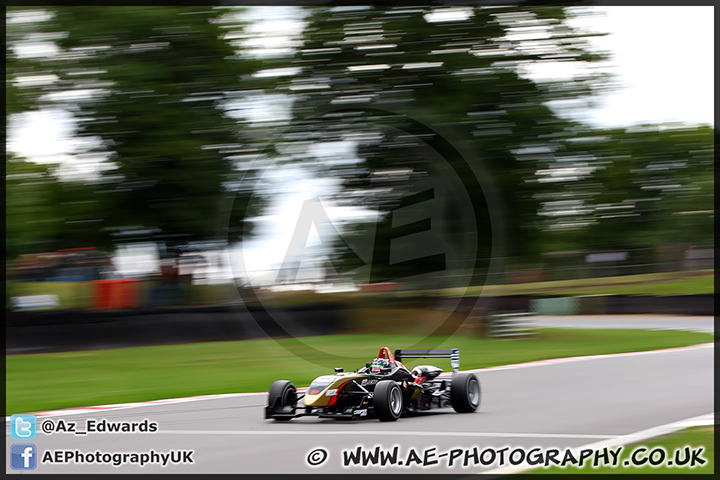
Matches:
[[370, 357, 391, 373]]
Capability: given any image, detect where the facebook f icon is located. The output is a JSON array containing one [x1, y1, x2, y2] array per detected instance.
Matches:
[[11, 444, 37, 470], [10, 414, 36, 440]]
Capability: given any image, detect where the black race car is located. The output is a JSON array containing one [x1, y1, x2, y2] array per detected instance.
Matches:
[[265, 347, 480, 422]]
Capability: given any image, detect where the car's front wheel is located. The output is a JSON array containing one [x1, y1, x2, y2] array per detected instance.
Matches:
[[267, 380, 297, 421], [374, 380, 403, 421], [450, 372, 481, 413]]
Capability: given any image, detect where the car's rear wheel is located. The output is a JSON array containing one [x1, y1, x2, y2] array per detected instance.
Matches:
[[450, 372, 481, 413], [374, 380, 403, 421], [267, 380, 297, 421]]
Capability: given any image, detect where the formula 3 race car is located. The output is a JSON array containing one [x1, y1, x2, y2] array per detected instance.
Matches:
[[265, 347, 480, 422]]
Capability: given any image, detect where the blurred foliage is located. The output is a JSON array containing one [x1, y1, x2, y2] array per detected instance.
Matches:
[[5, 8, 53, 116], [537, 124, 714, 252], [6, 155, 122, 264], [5, 6, 714, 282], [276, 5, 613, 283], [6, 156, 64, 260], [6, 6, 269, 261]]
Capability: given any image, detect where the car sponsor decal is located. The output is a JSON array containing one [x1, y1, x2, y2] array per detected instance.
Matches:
[[327, 381, 351, 407]]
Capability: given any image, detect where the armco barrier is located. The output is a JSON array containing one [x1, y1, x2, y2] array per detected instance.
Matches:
[[576, 294, 610, 315], [408, 294, 712, 317], [605, 294, 714, 316], [6, 303, 345, 354], [5, 294, 712, 353], [488, 312, 536, 338], [453, 295, 532, 312], [529, 294, 713, 316]]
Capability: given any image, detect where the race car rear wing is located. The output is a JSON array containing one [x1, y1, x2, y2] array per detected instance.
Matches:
[[394, 348, 460, 374]]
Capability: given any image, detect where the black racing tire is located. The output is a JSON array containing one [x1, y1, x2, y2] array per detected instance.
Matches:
[[374, 380, 403, 422], [267, 380, 297, 421], [450, 372, 481, 413]]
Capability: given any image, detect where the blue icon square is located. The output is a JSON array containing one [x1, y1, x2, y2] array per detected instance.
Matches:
[[11, 444, 37, 470], [10, 414, 36, 440]]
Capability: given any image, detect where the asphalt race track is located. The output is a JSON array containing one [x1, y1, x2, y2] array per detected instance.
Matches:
[[531, 315, 714, 334], [6, 317, 714, 475]]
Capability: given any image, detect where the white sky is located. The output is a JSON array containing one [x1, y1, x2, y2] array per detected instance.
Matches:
[[568, 6, 714, 127], [6, 6, 715, 283]]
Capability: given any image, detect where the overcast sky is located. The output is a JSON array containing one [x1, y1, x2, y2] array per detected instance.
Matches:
[[569, 6, 713, 128]]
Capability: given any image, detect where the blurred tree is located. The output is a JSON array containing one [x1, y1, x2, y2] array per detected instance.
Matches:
[[277, 6, 610, 284], [540, 124, 714, 255], [6, 156, 62, 262], [6, 7, 54, 116], [6, 9, 102, 261], [6, 156, 116, 262], [6, 6, 267, 265]]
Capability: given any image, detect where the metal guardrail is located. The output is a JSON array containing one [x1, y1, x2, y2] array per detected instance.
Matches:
[[488, 311, 536, 339]]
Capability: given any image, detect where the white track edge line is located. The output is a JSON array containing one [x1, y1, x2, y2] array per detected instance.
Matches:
[[483, 412, 715, 475], [154, 430, 616, 439]]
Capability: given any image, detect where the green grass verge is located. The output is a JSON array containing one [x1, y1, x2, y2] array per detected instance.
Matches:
[[259, 270, 714, 306], [5, 328, 712, 415], [529, 425, 714, 474], [443, 270, 714, 297], [527, 275, 715, 296]]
